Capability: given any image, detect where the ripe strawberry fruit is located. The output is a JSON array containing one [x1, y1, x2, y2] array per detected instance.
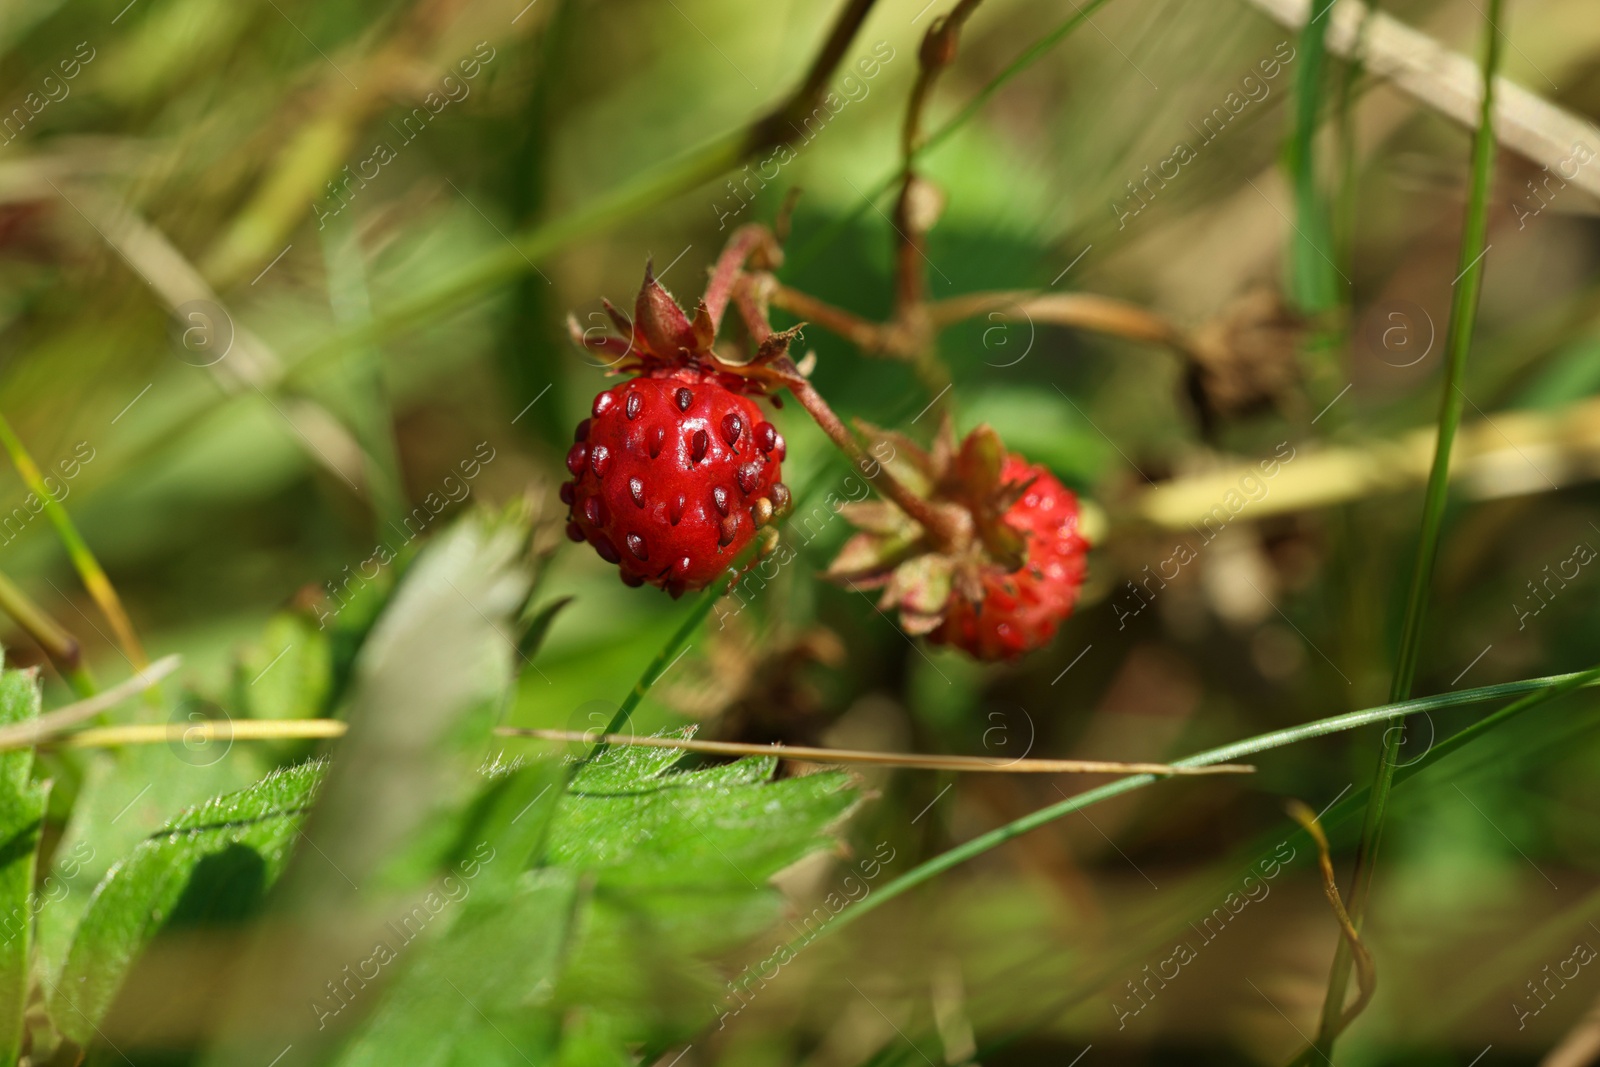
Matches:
[[827, 421, 1089, 662], [562, 261, 790, 596], [929, 456, 1087, 659]]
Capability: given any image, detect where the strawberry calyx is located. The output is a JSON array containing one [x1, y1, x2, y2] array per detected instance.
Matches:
[[827, 417, 1088, 655], [566, 227, 804, 401]]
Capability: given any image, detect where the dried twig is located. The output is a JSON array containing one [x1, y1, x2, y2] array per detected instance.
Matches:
[[0, 656, 179, 751], [1243, 0, 1600, 204], [57, 717, 345, 750], [750, 0, 883, 152], [1286, 799, 1376, 1042], [768, 282, 891, 353], [1541, 990, 1600, 1067], [929, 290, 1197, 353], [1132, 392, 1600, 529]]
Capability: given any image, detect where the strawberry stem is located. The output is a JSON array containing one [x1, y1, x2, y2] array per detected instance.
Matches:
[[719, 256, 960, 548], [703, 225, 778, 331], [768, 283, 887, 353], [783, 374, 960, 549]]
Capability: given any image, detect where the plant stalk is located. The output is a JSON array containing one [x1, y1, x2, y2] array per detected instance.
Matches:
[[1310, 1, 1504, 1054], [784, 374, 963, 548]]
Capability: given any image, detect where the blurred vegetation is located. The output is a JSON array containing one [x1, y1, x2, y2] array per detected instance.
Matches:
[[0, 0, 1595, 1064]]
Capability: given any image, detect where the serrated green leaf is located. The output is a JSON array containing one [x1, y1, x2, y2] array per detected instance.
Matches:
[[329, 870, 579, 1067], [447, 756, 569, 903], [566, 732, 690, 794], [324, 740, 860, 1064], [51, 758, 326, 1045], [33, 734, 269, 996], [550, 749, 858, 889], [540, 745, 860, 1049]]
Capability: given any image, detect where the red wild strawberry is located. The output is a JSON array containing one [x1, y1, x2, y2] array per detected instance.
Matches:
[[929, 455, 1087, 660], [827, 420, 1090, 662], [562, 252, 791, 596]]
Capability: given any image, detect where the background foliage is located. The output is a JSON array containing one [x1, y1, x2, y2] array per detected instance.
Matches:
[[0, 0, 1597, 1063]]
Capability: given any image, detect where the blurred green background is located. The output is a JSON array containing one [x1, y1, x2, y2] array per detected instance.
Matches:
[[2, 0, 1600, 1062]]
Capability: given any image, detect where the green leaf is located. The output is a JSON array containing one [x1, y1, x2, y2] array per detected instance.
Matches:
[[329, 759, 575, 1067], [0, 667, 45, 1064], [50, 758, 326, 1045], [329, 870, 579, 1067], [446, 755, 570, 903], [32, 732, 271, 996], [328, 740, 859, 1064], [281, 506, 535, 904], [200, 508, 535, 1066], [545, 742, 859, 1047], [552, 745, 857, 889], [233, 610, 333, 722], [518, 595, 574, 664]]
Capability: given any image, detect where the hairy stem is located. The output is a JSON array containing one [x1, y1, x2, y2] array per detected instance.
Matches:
[[785, 374, 960, 547], [703, 225, 780, 331], [930, 290, 1194, 351], [768, 283, 889, 352]]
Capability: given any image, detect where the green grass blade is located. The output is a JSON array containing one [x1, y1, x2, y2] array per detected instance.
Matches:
[[595, 571, 737, 745], [1332, 5, 1377, 271], [896, 663, 1600, 1066], [1311, 0, 1506, 1053], [0, 414, 147, 670], [774, 660, 1596, 959], [1287, 0, 1341, 312]]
